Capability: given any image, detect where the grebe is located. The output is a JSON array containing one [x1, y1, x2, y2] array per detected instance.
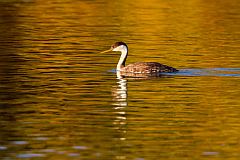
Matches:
[[101, 42, 178, 73]]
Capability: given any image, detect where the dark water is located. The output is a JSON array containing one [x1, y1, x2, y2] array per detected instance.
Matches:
[[0, 0, 240, 159]]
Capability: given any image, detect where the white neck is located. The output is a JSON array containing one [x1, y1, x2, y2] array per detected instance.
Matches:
[[114, 45, 128, 71]]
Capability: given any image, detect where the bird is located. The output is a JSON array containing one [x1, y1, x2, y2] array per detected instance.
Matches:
[[101, 42, 178, 74]]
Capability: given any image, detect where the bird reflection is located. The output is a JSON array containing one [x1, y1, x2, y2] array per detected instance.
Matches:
[[112, 71, 128, 107], [112, 71, 128, 144]]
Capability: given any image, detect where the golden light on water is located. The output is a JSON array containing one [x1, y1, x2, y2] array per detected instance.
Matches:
[[0, 0, 239, 159]]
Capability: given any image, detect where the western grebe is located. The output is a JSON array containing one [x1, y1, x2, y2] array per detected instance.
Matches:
[[101, 42, 178, 73]]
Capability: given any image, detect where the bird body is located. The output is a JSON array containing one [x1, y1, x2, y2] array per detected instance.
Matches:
[[101, 42, 178, 74], [121, 62, 178, 73]]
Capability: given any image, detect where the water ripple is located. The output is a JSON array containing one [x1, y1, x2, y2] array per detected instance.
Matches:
[[172, 68, 240, 77]]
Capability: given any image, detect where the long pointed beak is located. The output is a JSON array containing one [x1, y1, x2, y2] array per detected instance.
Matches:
[[100, 48, 112, 53]]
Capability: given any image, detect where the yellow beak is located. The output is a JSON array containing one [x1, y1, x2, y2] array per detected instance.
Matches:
[[100, 48, 112, 53]]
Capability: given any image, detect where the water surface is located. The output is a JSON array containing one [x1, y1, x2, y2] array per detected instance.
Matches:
[[0, 0, 239, 159]]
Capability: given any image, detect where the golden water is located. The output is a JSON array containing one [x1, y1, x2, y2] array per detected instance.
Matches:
[[0, 0, 239, 159]]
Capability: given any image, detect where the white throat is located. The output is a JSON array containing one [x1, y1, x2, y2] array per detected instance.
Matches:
[[113, 45, 128, 71]]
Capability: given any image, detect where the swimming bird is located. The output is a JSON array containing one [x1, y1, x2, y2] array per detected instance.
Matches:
[[101, 42, 178, 74]]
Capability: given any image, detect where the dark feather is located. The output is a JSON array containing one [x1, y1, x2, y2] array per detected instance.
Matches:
[[121, 62, 178, 73]]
